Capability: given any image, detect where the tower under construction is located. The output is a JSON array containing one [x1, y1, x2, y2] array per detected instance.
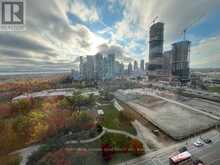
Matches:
[[172, 41, 191, 82], [148, 22, 164, 79]]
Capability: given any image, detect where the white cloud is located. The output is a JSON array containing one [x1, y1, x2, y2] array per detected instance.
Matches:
[[114, 0, 220, 43], [0, 0, 105, 71], [108, 0, 220, 66], [68, 0, 99, 22], [0, 0, 220, 71], [191, 36, 220, 68]]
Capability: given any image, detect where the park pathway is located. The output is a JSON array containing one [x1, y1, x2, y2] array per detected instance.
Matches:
[[10, 127, 146, 165]]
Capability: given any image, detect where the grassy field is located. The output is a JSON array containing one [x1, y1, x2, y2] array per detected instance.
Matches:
[[30, 132, 141, 165], [208, 86, 220, 93], [100, 104, 137, 135]]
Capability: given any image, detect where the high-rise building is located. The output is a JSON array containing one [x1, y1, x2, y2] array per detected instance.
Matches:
[[172, 41, 191, 82], [79, 56, 84, 79], [78, 53, 126, 80], [86, 55, 95, 80], [121, 63, 124, 75], [145, 21, 192, 83], [145, 63, 149, 71], [163, 50, 172, 76], [115, 61, 124, 76], [128, 62, 133, 75], [103, 56, 108, 79], [95, 53, 104, 80], [148, 22, 164, 71], [134, 60, 138, 71], [140, 59, 145, 71], [105, 53, 116, 79]]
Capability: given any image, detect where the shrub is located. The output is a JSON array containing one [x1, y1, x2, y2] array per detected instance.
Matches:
[[101, 144, 113, 161], [0, 154, 22, 165], [58, 98, 70, 109], [46, 110, 70, 136], [101, 133, 131, 152], [96, 124, 103, 133], [75, 112, 95, 130], [0, 120, 23, 155], [13, 111, 48, 143], [130, 139, 144, 156], [0, 103, 12, 118], [11, 98, 33, 114], [30, 148, 72, 165]]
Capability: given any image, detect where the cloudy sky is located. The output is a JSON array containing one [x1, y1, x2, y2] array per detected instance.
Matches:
[[0, 0, 220, 72]]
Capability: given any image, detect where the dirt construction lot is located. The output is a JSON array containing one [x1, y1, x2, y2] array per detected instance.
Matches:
[[114, 90, 218, 141], [181, 98, 220, 117], [129, 100, 218, 140]]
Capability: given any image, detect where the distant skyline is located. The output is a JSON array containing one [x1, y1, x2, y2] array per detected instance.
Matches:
[[0, 0, 220, 72]]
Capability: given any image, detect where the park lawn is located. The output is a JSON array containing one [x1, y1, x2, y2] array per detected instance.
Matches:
[[31, 133, 140, 165], [208, 86, 220, 94], [100, 104, 137, 135]]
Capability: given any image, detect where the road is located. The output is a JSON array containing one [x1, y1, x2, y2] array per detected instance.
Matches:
[[119, 133, 220, 165], [194, 139, 220, 165]]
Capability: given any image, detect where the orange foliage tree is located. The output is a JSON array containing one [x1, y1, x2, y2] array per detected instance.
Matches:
[[130, 139, 144, 156]]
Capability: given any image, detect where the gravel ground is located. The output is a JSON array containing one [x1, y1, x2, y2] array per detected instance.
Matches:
[[182, 98, 220, 117], [128, 101, 218, 140]]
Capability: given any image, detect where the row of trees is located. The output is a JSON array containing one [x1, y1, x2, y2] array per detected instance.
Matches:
[[0, 92, 97, 155], [60, 91, 96, 112]]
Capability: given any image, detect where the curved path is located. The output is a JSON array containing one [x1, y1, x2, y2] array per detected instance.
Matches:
[[66, 127, 146, 150], [104, 127, 148, 151], [9, 144, 41, 165], [11, 127, 146, 165], [65, 128, 106, 144]]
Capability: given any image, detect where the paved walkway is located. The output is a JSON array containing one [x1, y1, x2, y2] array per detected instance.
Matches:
[[13, 88, 99, 101], [11, 127, 147, 165], [66, 127, 146, 150], [104, 127, 147, 151], [9, 144, 41, 165], [132, 120, 163, 151], [66, 128, 106, 144]]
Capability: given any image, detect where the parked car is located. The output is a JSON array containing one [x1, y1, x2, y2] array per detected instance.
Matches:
[[179, 146, 188, 153], [193, 140, 204, 147], [193, 159, 205, 165], [202, 138, 212, 144]]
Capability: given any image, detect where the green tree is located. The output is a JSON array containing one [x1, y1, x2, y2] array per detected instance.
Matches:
[[65, 91, 96, 112], [65, 91, 82, 112]]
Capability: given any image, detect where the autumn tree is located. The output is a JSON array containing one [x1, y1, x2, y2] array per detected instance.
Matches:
[[11, 98, 33, 114], [65, 91, 96, 112], [0, 103, 12, 118], [101, 144, 113, 161], [130, 139, 144, 156], [65, 91, 82, 112], [13, 111, 48, 143]]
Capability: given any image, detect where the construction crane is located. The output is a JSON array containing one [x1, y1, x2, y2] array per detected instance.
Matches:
[[152, 16, 159, 24], [147, 16, 159, 29], [182, 15, 205, 41]]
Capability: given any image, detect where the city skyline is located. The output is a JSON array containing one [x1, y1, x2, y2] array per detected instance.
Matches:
[[0, 0, 220, 72]]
